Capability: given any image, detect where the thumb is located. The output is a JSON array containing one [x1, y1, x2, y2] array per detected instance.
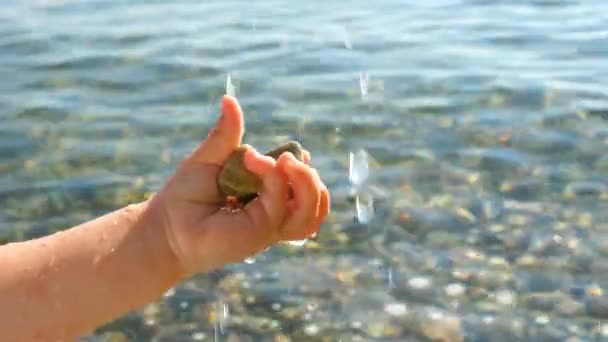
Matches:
[[190, 95, 244, 165]]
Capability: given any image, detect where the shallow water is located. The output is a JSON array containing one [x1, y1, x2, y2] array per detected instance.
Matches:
[[2, 1, 608, 341]]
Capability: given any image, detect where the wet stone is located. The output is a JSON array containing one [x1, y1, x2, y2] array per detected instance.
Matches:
[[595, 155, 608, 172], [535, 240, 571, 259], [524, 292, 564, 312], [511, 129, 579, 155], [540, 111, 586, 128], [456, 148, 528, 176], [555, 296, 584, 317], [420, 316, 463, 342], [499, 178, 545, 200], [527, 324, 569, 342], [393, 275, 437, 304], [519, 273, 563, 294], [563, 181, 607, 199], [567, 254, 594, 274], [585, 296, 608, 319], [225, 315, 282, 335], [394, 207, 475, 236], [468, 270, 513, 291], [404, 308, 464, 342], [465, 315, 524, 342]]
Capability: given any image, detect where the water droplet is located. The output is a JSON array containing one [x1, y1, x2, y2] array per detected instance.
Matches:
[[280, 33, 289, 49], [214, 320, 220, 342], [349, 149, 370, 189], [386, 268, 395, 289], [222, 303, 229, 318], [113, 220, 118, 225], [359, 72, 369, 99], [179, 301, 189, 309], [48, 255, 56, 269], [218, 302, 229, 334], [163, 288, 175, 298], [342, 27, 352, 49], [287, 239, 307, 247], [244, 257, 255, 264], [226, 73, 236, 97], [93, 254, 102, 267], [355, 193, 374, 224]]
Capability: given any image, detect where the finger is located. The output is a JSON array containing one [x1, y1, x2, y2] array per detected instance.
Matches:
[[189, 95, 244, 165], [302, 150, 311, 164], [293, 171, 328, 239], [243, 158, 290, 244], [243, 148, 276, 175], [276, 154, 321, 241], [198, 159, 289, 270], [308, 185, 330, 237]]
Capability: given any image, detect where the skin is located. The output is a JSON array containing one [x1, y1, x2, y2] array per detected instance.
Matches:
[[0, 95, 330, 341]]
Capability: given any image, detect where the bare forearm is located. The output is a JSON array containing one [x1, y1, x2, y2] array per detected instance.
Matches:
[[0, 200, 182, 341]]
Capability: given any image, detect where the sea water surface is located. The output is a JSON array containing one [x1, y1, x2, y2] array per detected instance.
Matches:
[[2, 1, 608, 341]]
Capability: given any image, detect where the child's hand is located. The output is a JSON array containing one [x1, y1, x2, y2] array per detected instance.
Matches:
[[146, 96, 330, 277]]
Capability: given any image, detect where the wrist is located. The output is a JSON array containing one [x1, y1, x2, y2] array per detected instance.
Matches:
[[136, 196, 186, 290]]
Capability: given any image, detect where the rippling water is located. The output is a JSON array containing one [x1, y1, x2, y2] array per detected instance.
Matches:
[[3, 1, 608, 341]]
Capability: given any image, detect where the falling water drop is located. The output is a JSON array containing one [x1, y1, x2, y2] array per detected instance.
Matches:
[[287, 239, 307, 247], [359, 72, 369, 100], [349, 148, 374, 224], [349, 149, 370, 189], [226, 73, 236, 97], [219, 302, 229, 334], [387, 267, 395, 289], [355, 192, 374, 224], [342, 27, 352, 49]]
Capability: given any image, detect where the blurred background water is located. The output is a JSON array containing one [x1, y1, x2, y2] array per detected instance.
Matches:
[[3, 0, 608, 341]]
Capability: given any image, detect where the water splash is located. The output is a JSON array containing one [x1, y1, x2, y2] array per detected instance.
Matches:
[[244, 257, 255, 264], [225, 73, 236, 97]]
